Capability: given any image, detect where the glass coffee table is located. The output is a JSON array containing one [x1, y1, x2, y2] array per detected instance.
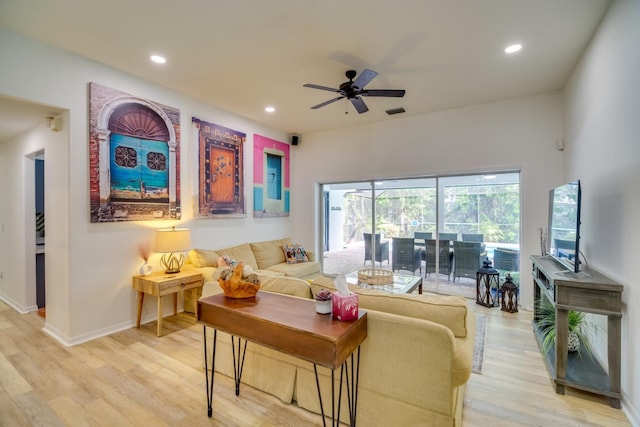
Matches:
[[346, 271, 423, 294]]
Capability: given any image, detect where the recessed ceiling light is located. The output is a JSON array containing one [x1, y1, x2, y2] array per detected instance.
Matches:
[[150, 55, 166, 64], [505, 44, 522, 54], [265, 106, 276, 113]]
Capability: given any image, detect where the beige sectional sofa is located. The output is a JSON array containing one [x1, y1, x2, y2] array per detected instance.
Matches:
[[194, 261, 475, 426], [183, 237, 321, 312]]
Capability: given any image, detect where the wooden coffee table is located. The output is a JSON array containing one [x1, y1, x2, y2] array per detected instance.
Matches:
[[197, 292, 367, 426], [346, 271, 423, 294]]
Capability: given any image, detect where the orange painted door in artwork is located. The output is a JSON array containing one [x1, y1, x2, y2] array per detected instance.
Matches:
[[209, 146, 235, 204]]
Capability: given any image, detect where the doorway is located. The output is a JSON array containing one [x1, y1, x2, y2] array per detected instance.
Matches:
[[34, 151, 46, 317]]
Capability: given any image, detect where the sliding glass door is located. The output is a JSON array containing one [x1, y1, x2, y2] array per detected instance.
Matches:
[[320, 178, 439, 277], [321, 181, 375, 276], [320, 172, 520, 298], [437, 173, 520, 297]]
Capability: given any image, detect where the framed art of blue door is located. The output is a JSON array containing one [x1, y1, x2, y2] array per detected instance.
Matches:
[[110, 134, 169, 202], [266, 153, 282, 200]]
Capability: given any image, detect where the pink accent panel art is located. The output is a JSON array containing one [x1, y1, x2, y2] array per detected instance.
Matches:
[[253, 134, 290, 217], [253, 134, 290, 186]]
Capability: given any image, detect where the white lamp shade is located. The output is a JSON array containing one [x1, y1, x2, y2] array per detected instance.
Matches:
[[155, 228, 191, 253]]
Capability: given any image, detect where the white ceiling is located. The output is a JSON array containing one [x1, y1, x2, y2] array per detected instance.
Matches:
[[0, 0, 610, 141]]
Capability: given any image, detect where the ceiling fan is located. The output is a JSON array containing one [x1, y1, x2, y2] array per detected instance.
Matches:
[[303, 69, 405, 114]]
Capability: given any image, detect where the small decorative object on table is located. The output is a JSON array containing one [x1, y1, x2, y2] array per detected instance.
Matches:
[[357, 268, 393, 286], [138, 243, 152, 276], [332, 274, 359, 321], [332, 291, 359, 321], [315, 289, 332, 314], [219, 262, 261, 298], [139, 262, 152, 276]]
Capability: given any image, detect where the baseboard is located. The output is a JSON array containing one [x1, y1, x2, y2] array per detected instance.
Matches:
[[41, 308, 188, 347], [0, 293, 37, 314], [623, 392, 640, 427], [43, 319, 137, 347]]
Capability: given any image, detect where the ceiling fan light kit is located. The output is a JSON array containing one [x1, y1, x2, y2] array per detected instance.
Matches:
[[303, 69, 405, 114]]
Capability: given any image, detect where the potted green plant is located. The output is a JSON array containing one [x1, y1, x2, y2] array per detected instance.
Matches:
[[535, 298, 595, 357]]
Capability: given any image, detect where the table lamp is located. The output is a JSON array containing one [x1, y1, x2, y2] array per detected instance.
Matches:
[[155, 227, 191, 274]]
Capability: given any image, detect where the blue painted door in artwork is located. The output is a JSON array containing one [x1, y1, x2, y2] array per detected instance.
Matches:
[[266, 153, 282, 200], [110, 134, 169, 201]]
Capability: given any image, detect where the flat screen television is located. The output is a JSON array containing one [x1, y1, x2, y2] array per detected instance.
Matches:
[[548, 180, 582, 273]]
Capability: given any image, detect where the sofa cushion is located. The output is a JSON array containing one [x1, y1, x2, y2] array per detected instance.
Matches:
[[250, 238, 291, 269], [358, 289, 468, 338], [255, 269, 286, 277], [217, 243, 259, 270], [189, 249, 221, 268], [267, 261, 320, 278], [259, 276, 313, 299], [310, 276, 469, 337], [200, 266, 223, 284]]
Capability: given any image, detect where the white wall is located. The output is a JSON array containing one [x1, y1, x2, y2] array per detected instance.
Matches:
[[0, 29, 292, 345], [0, 120, 69, 320], [564, 0, 640, 422], [0, 111, 73, 339], [292, 92, 566, 309]]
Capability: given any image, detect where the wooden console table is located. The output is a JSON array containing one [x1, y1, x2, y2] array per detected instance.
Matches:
[[531, 255, 623, 408], [197, 292, 367, 426]]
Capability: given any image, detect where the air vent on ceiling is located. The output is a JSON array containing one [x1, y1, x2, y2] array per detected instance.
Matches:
[[385, 107, 406, 115]]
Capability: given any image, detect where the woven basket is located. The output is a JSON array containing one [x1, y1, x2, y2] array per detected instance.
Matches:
[[358, 268, 394, 286]]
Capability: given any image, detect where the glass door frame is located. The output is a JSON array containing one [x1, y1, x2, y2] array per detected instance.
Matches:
[[318, 171, 521, 297]]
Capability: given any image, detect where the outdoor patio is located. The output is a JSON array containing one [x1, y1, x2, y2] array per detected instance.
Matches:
[[321, 241, 485, 299]]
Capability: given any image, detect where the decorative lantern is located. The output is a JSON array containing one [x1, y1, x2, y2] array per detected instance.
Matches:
[[476, 258, 500, 307], [501, 273, 518, 313]]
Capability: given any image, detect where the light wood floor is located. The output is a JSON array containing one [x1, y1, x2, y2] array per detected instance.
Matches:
[[0, 299, 631, 426]]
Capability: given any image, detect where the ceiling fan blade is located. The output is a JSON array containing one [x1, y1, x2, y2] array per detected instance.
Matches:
[[361, 89, 406, 97], [303, 83, 340, 93], [352, 69, 378, 90], [350, 96, 369, 114], [310, 96, 344, 109]]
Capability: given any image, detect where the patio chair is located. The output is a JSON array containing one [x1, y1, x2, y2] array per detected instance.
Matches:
[[493, 247, 520, 272], [363, 233, 390, 267], [392, 237, 421, 275], [423, 239, 452, 281], [414, 232, 432, 248], [452, 241, 486, 282], [438, 232, 458, 242], [461, 233, 484, 243]]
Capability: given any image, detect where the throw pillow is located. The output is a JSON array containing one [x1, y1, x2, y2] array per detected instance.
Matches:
[[218, 255, 239, 268], [282, 244, 309, 264]]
